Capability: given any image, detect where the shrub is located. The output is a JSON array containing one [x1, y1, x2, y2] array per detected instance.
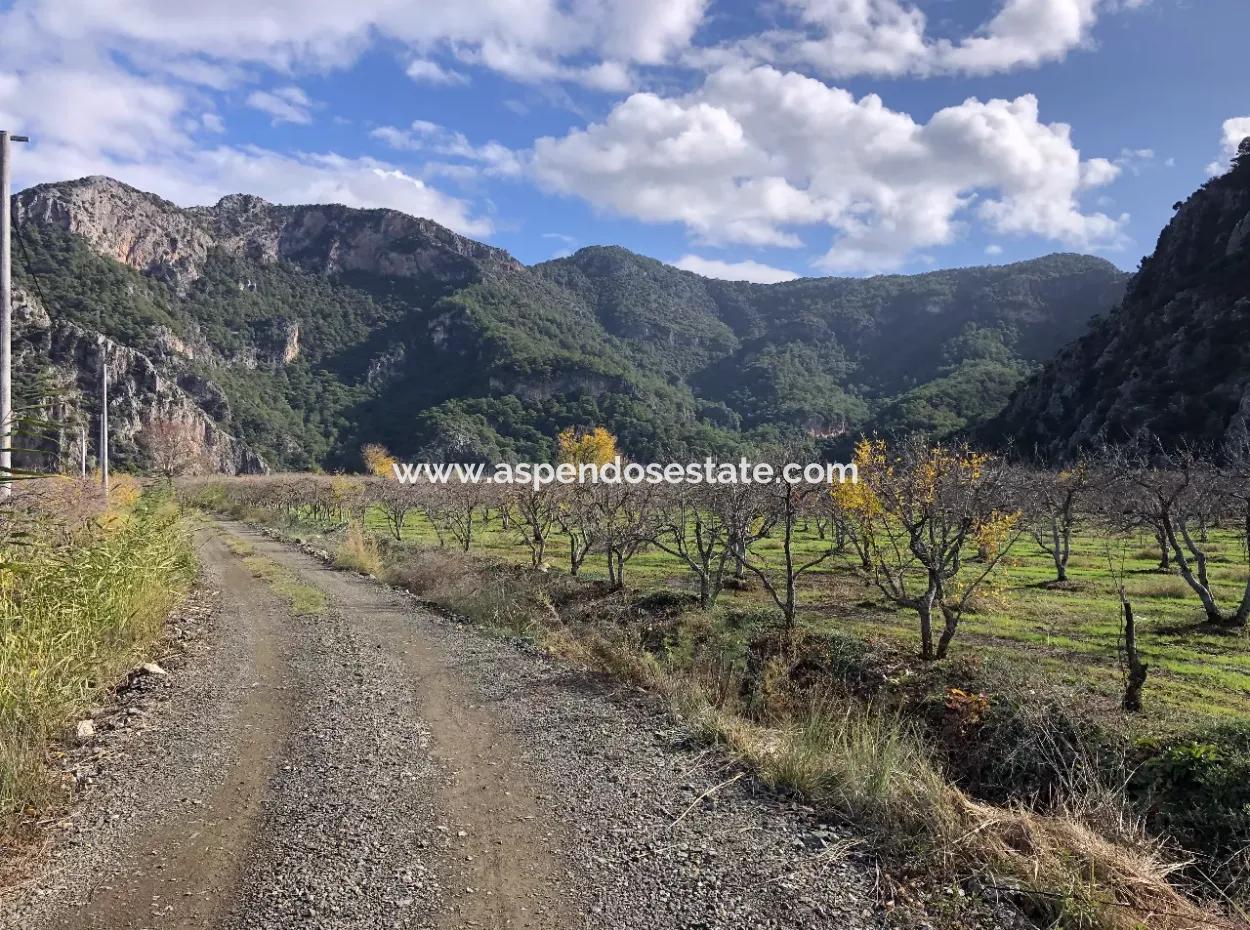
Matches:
[[1131, 723, 1250, 894]]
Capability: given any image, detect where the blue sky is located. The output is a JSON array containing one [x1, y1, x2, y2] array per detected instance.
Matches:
[[2, 0, 1248, 281]]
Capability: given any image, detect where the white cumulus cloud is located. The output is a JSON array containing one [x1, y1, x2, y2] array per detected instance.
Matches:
[[737, 0, 1143, 79], [533, 65, 1126, 272], [405, 59, 468, 85], [674, 254, 800, 283], [0, 63, 492, 236], [370, 121, 522, 179], [1, 0, 707, 90], [1208, 116, 1250, 175], [245, 86, 314, 125]]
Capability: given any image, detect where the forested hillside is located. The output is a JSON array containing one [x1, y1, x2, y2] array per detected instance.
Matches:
[[988, 140, 1250, 458], [12, 176, 1126, 470]]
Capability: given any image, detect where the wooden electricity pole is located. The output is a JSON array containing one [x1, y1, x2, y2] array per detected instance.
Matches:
[[0, 130, 30, 499]]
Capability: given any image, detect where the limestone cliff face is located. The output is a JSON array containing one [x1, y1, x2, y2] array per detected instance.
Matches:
[[13, 289, 265, 475], [15, 176, 520, 292], [10, 175, 532, 473], [987, 148, 1250, 459]]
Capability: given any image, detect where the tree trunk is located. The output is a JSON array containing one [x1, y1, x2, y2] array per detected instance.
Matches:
[[1232, 579, 1250, 628], [935, 603, 959, 660], [1051, 521, 1069, 582], [1122, 600, 1148, 712], [917, 594, 936, 661], [1175, 557, 1224, 623], [1230, 505, 1250, 628], [1164, 517, 1224, 623]]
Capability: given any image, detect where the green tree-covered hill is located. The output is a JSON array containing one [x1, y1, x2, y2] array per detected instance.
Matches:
[[11, 176, 1127, 470]]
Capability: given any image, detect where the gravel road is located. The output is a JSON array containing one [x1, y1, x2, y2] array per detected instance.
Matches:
[[0, 520, 976, 930]]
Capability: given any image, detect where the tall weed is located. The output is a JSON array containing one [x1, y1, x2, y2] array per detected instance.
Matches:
[[0, 485, 195, 836]]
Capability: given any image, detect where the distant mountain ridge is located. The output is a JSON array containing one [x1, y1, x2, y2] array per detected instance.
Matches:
[[987, 144, 1250, 459], [10, 176, 1127, 471]]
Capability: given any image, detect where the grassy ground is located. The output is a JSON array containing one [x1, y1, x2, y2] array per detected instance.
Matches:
[[359, 507, 1250, 731]]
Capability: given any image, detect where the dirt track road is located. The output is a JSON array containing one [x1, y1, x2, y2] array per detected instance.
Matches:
[[1, 521, 910, 930]]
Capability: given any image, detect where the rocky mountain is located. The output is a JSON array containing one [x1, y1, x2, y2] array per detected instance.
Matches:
[[987, 142, 1250, 460], [12, 287, 265, 474], [11, 176, 1128, 472]]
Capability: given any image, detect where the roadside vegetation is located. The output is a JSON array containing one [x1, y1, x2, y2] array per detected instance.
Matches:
[[0, 477, 195, 847], [184, 431, 1250, 930]]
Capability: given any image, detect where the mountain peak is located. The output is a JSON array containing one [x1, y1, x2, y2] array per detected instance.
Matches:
[[16, 176, 522, 289], [214, 192, 271, 214]]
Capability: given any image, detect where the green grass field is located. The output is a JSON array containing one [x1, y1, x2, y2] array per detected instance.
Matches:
[[348, 505, 1250, 729]]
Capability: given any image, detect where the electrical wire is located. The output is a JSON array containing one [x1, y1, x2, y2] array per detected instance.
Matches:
[[9, 209, 55, 315]]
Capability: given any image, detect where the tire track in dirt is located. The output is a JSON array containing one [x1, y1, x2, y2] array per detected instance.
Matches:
[[221, 521, 572, 930], [6, 528, 297, 930]]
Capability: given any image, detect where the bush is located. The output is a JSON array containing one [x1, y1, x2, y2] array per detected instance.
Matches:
[[384, 546, 576, 636], [1131, 723, 1250, 892]]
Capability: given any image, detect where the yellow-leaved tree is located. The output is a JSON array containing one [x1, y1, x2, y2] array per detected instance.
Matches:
[[361, 443, 398, 478], [829, 439, 884, 571], [556, 427, 618, 467], [857, 436, 1023, 661]]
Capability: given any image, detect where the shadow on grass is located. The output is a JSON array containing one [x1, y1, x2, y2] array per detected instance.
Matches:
[[1018, 579, 1095, 593], [1153, 616, 1248, 639]]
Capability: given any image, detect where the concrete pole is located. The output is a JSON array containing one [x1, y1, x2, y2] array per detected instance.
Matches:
[[99, 336, 109, 498], [0, 130, 28, 499]]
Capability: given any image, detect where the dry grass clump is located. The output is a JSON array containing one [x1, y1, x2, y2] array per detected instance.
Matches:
[[334, 521, 383, 576], [384, 547, 573, 636], [671, 682, 1216, 929], [1131, 574, 1194, 600]]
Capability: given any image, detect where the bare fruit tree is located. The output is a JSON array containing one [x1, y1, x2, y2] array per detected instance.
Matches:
[[506, 484, 560, 568], [1220, 438, 1250, 628], [587, 482, 655, 590], [437, 481, 497, 552], [138, 416, 207, 479], [649, 482, 768, 609], [1098, 445, 1237, 626], [371, 477, 417, 541], [553, 484, 597, 578], [1023, 462, 1093, 584], [738, 450, 838, 629]]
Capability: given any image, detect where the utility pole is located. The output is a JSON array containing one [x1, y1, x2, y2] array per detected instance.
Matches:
[[0, 129, 30, 499], [99, 335, 109, 498]]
